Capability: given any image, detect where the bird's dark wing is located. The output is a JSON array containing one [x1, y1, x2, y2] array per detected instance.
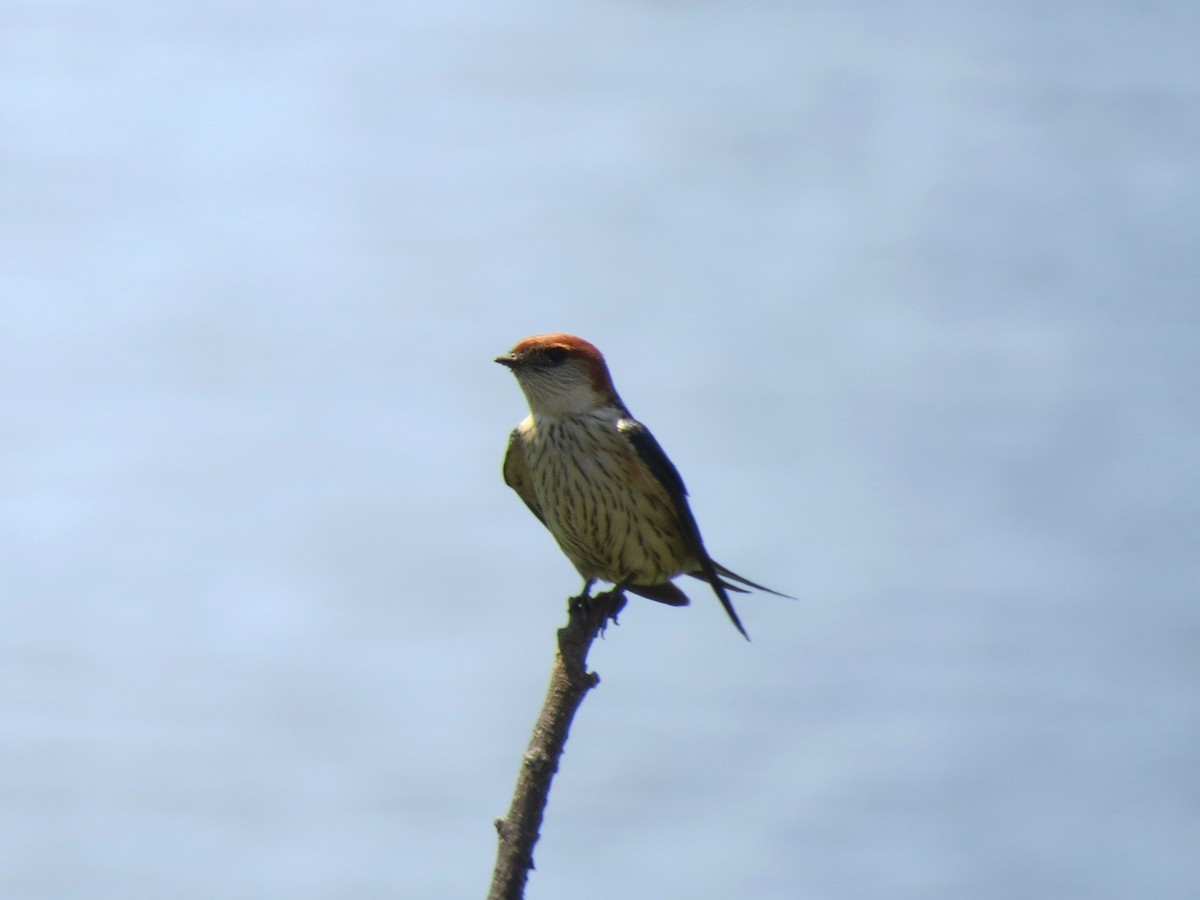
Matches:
[[624, 581, 690, 607], [617, 418, 749, 639], [502, 428, 546, 526]]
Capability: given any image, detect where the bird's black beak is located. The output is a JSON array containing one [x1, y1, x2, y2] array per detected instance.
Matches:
[[494, 353, 520, 369]]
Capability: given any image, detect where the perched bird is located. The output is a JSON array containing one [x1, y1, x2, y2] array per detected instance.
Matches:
[[496, 333, 787, 639]]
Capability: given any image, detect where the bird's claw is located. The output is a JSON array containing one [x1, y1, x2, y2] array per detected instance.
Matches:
[[597, 589, 626, 636], [568, 587, 626, 635]]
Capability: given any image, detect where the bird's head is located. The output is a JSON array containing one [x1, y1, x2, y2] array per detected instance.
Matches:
[[495, 333, 622, 416]]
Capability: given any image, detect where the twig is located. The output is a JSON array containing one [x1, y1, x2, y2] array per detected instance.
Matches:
[[486, 588, 627, 900]]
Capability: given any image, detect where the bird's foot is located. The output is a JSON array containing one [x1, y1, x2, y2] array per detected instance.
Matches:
[[568, 586, 626, 636]]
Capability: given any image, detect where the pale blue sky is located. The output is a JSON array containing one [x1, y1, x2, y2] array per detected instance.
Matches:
[[2, 2, 1198, 898]]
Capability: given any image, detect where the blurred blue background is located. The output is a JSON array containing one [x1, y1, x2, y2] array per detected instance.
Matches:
[[2, 2, 1198, 898]]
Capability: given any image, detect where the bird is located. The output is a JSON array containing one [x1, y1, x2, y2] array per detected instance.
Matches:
[[495, 332, 787, 639]]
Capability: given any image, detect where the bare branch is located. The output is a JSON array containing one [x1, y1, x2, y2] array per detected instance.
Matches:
[[486, 589, 627, 900]]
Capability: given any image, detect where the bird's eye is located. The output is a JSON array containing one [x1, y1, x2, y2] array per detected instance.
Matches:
[[542, 347, 568, 365]]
